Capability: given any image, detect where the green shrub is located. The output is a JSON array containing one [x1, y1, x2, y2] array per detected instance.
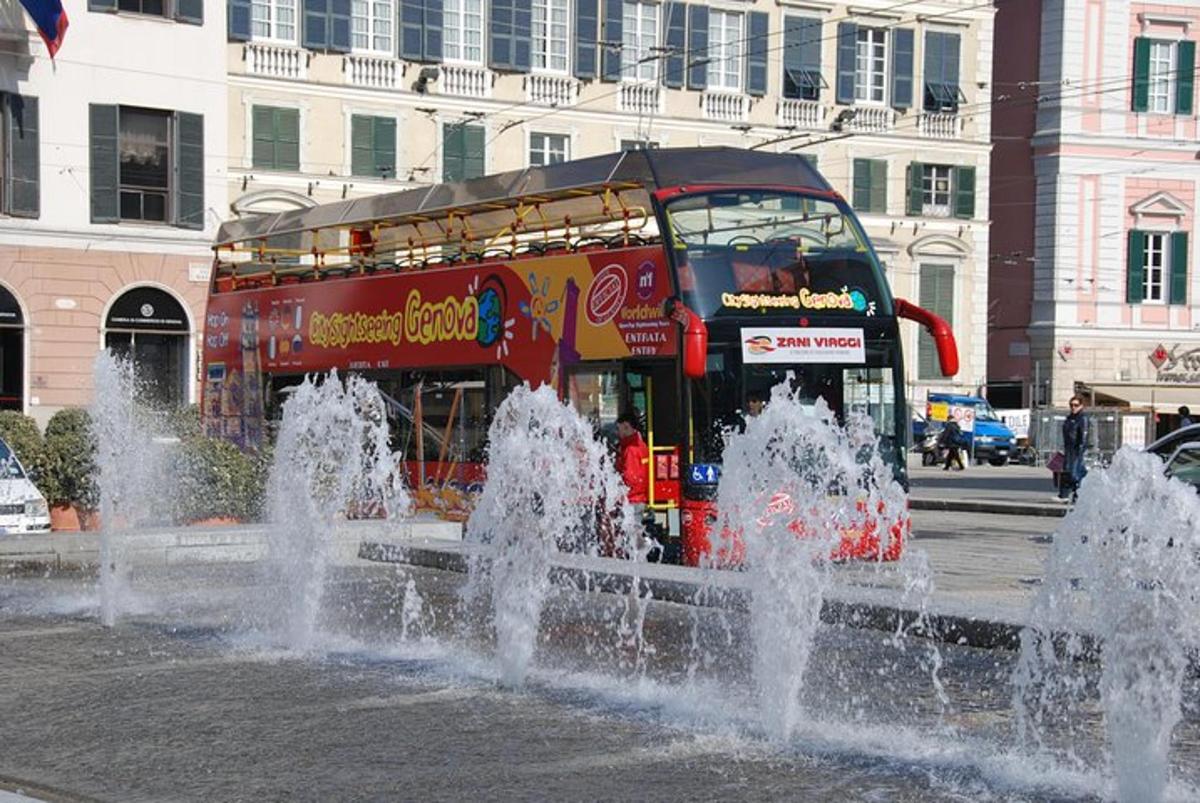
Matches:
[[43, 408, 98, 510], [169, 435, 270, 523], [0, 411, 54, 500], [163, 404, 203, 441]]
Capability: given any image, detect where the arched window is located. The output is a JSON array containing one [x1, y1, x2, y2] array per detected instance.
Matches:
[[0, 286, 24, 411], [104, 287, 190, 408]]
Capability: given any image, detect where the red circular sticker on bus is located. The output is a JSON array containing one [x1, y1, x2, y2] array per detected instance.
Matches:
[[585, 264, 628, 326]]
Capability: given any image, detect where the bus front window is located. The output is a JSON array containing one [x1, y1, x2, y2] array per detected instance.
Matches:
[[667, 190, 890, 320]]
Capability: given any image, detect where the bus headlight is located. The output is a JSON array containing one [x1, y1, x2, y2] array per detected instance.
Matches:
[[25, 497, 48, 518]]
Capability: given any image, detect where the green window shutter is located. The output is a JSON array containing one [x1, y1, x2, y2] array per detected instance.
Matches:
[[350, 115, 374, 177], [6, 94, 39, 218], [870, 159, 887, 214], [1132, 37, 1151, 112], [918, 264, 954, 380], [906, 162, 924, 217], [276, 108, 300, 171], [374, 117, 396, 179], [89, 104, 120, 223], [852, 159, 871, 211], [1177, 41, 1195, 115], [1127, 229, 1146, 303], [1170, 231, 1188, 305], [443, 123, 464, 182], [252, 106, 275, 169], [463, 123, 485, 180], [253, 107, 299, 171], [953, 165, 976, 219], [175, 112, 204, 230]]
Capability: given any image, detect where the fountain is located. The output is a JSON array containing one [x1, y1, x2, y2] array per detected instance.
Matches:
[[715, 386, 911, 741], [260, 371, 409, 652], [1015, 447, 1200, 801], [91, 351, 169, 627], [465, 383, 637, 687]]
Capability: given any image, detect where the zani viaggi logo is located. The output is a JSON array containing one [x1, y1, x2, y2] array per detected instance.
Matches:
[[585, 263, 628, 326], [744, 335, 775, 355]]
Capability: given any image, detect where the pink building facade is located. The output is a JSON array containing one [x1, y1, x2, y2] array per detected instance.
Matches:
[[990, 0, 1200, 424]]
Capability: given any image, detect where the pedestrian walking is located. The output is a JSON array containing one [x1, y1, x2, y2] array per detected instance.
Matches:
[[939, 419, 965, 471], [1179, 406, 1194, 429], [1059, 395, 1090, 503]]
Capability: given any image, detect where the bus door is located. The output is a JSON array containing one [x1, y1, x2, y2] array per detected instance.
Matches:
[[564, 361, 682, 538], [623, 362, 683, 538]]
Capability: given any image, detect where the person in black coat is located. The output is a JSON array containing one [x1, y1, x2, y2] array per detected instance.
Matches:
[[1059, 395, 1090, 502], [939, 419, 965, 471]]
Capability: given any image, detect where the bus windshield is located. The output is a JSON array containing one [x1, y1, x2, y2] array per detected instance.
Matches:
[[666, 190, 889, 319]]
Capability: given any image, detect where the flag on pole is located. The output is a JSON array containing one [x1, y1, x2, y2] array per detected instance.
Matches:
[[18, 0, 68, 58]]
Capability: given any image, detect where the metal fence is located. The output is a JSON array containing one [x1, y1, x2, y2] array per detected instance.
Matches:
[[1027, 408, 1154, 467]]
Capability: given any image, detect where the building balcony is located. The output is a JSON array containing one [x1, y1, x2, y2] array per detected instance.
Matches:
[[918, 112, 963, 139], [436, 63, 491, 99], [843, 105, 896, 133], [702, 91, 750, 123], [526, 74, 579, 107], [777, 99, 825, 130], [244, 42, 308, 81], [344, 53, 400, 90], [617, 83, 663, 115]]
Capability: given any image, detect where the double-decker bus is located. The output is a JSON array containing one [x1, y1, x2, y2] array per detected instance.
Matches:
[[203, 148, 957, 565]]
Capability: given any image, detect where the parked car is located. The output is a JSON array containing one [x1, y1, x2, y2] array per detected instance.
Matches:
[[1164, 443, 1200, 490], [0, 438, 50, 534], [1146, 424, 1200, 461], [924, 394, 1017, 466]]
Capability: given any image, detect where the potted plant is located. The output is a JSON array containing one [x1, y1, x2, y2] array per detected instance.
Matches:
[[43, 408, 98, 530], [170, 434, 269, 525]]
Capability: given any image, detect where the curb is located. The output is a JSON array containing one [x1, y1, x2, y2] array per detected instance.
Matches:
[[909, 497, 1068, 518], [359, 541, 1026, 652]]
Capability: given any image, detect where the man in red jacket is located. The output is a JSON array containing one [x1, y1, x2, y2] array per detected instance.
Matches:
[[616, 411, 649, 507]]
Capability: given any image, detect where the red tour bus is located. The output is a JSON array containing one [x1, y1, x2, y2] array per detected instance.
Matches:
[[202, 148, 957, 565]]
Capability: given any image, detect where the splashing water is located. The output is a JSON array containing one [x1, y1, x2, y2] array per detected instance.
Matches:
[[262, 371, 409, 652], [465, 384, 636, 687], [1014, 447, 1200, 802], [92, 351, 168, 627], [716, 386, 910, 742]]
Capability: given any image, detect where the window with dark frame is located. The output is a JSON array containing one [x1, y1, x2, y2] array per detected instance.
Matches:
[[117, 0, 166, 15], [119, 108, 171, 224]]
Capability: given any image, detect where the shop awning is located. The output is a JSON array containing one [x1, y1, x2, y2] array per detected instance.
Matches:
[[1080, 383, 1200, 409]]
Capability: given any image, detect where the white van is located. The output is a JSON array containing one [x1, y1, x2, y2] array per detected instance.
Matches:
[[0, 438, 51, 533]]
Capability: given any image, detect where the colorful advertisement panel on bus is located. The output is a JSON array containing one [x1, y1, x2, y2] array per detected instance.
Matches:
[[202, 247, 676, 446]]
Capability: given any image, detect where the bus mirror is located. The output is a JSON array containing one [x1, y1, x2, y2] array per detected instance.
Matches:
[[894, 298, 958, 377], [665, 297, 708, 379]]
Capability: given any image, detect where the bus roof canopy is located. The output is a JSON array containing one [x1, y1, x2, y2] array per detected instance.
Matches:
[[215, 147, 829, 249]]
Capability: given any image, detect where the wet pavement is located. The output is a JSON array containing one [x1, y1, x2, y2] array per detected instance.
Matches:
[[2, 562, 1199, 802]]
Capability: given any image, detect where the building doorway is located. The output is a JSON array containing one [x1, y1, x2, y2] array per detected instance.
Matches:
[[0, 285, 24, 412], [104, 286, 190, 408]]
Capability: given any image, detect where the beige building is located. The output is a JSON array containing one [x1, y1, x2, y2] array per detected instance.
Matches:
[[0, 1, 227, 425], [227, 0, 994, 402]]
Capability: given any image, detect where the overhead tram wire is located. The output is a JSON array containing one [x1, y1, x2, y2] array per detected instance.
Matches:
[[28, 48, 1198, 207], [479, 0, 996, 152], [409, 0, 959, 173]]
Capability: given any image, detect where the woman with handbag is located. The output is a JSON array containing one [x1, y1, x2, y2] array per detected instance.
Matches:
[[1058, 396, 1090, 502]]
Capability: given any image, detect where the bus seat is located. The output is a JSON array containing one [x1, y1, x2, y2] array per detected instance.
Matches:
[[731, 260, 773, 292]]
